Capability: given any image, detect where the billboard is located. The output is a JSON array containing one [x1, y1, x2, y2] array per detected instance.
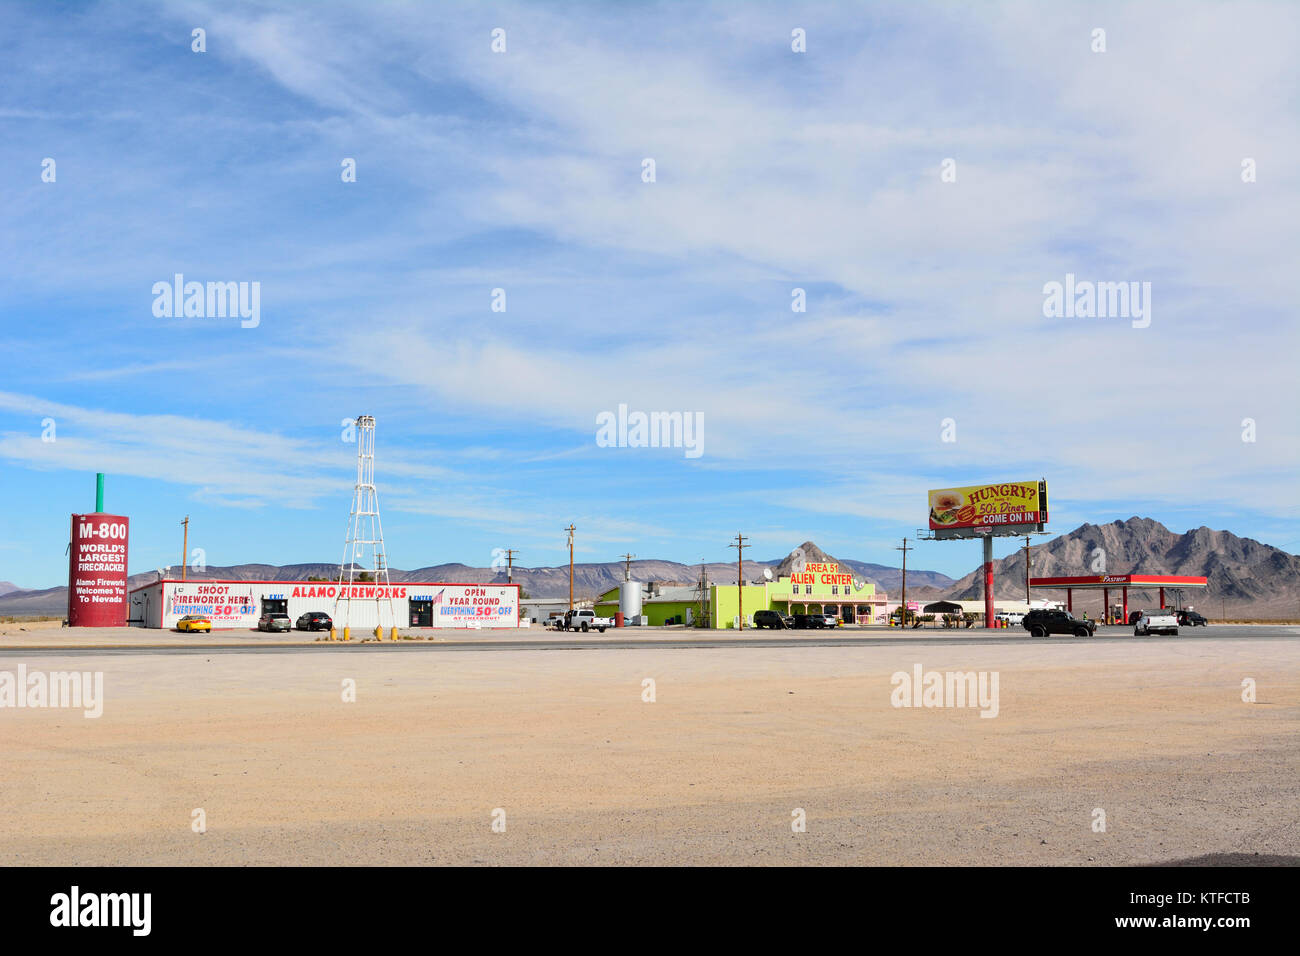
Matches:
[[927, 480, 1048, 539], [67, 513, 130, 627], [164, 582, 259, 628]]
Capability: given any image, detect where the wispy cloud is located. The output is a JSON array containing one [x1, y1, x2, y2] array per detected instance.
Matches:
[[1, 0, 1296, 584]]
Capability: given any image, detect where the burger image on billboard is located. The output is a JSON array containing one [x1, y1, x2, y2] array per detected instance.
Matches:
[[929, 490, 964, 525]]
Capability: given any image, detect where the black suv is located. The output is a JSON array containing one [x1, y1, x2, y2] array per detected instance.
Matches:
[[754, 610, 793, 629], [1022, 609, 1096, 637], [1177, 610, 1207, 627], [296, 612, 333, 631], [792, 613, 831, 630]]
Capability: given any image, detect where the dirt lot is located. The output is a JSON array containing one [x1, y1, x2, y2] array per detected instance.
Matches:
[[1, 636, 1296, 865]]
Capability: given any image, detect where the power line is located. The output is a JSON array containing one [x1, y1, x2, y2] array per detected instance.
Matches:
[[180, 516, 189, 583], [894, 538, 915, 629], [730, 534, 749, 629]]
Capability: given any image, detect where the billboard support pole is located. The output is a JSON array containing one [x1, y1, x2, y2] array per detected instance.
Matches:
[[982, 534, 994, 628]]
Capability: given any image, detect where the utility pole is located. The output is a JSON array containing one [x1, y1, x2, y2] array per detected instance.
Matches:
[[565, 525, 576, 610], [896, 537, 913, 626], [180, 516, 189, 582], [1022, 535, 1033, 602], [730, 534, 749, 629], [620, 552, 635, 581], [504, 548, 518, 584]]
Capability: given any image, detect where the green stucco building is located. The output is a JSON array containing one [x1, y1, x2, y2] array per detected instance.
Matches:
[[595, 562, 886, 628]]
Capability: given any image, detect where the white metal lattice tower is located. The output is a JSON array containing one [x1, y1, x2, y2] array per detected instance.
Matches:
[[334, 415, 397, 635]]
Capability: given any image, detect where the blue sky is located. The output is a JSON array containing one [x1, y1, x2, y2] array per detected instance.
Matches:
[[2, 0, 1298, 588]]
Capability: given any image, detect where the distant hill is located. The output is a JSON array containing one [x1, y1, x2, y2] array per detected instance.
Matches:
[[0, 544, 943, 617], [942, 517, 1300, 618], [768, 541, 954, 593], [0, 582, 20, 597], [3, 521, 1293, 619], [0, 585, 64, 617]]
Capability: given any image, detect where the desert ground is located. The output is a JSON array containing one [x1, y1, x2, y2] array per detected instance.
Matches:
[[1, 632, 1296, 865]]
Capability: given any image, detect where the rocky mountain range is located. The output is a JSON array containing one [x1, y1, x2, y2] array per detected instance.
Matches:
[[942, 517, 1300, 618], [771, 541, 955, 592], [0, 544, 946, 618], [1, 519, 1295, 619]]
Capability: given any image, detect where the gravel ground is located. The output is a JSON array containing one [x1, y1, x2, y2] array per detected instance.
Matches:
[[1, 637, 1296, 865]]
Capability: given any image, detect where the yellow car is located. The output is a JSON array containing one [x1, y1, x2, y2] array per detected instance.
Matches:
[[175, 615, 212, 633]]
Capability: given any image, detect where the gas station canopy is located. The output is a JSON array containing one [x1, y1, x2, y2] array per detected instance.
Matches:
[[1029, 574, 1208, 623], [1030, 575, 1208, 591]]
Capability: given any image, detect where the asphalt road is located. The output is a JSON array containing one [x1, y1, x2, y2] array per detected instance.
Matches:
[[2, 624, 1294, 656]]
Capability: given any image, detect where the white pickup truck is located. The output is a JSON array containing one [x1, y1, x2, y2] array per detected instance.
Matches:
[[1134, 608, 1179, 636], [556, 609, 614, 633]]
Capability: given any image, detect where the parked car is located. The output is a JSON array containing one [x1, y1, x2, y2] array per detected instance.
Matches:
[[1022, 608, 1096, 637], [257, 612, 292, 632], [175, 614, 211, 633], [1177, 610, 1207, 627], [791, 613, 831, 630], [994, 610, 1025, 626], [559, 609, 613, 633], [754, 609, 793, 629], [818, 614, 838, 628], [296, 612, 333, 631], [1134, 608, 1179, 636]]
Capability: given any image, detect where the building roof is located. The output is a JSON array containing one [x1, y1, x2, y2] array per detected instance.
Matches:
[[595, 585, 702, 605], [923, 600, 1034, 614], [922, 600, 964, 613], [1030, 574, 1207, 590], [130, 578, 518, 596], [645, 586, 704, 603]]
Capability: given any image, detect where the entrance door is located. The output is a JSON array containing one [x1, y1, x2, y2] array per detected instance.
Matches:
[[409, 600, 433, 627], [842, 605, 856, 623], [261, 597, 287, 615]]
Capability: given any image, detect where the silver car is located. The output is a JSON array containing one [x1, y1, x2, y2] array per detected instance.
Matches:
[[258, 612, 292, 632]]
